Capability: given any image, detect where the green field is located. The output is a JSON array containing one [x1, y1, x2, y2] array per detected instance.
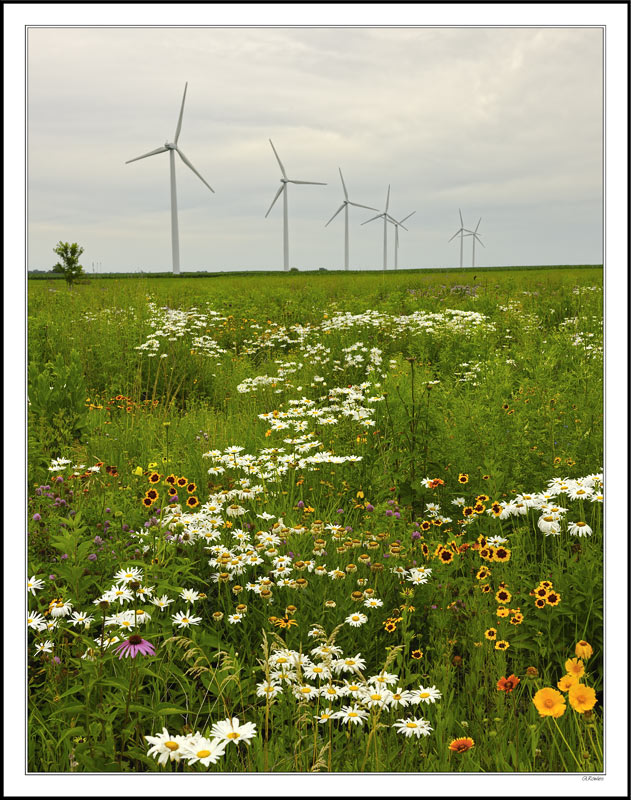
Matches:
[[27, 266, 604, 772]]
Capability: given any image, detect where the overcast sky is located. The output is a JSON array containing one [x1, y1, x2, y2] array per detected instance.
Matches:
[[27, 26, 604, 272]]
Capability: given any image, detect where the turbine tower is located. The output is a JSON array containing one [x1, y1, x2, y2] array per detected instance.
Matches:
[[393, 211, 415, 270], [125, 83, 214, 275], [448, 209, 467, 269], [324, 168, 377, 270], [464, 218, 485, 268], [265, 140, 327, 271], [361, 186, 400, 270]]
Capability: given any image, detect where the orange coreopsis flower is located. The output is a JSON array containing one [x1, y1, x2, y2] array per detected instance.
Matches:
[[533, 687, 566, 718], [575, 640, 593, 660], [565, 658, 585, 679], [448, 737, 475, 753], [557, 674, 579, 693], [496, 674, 521, 693], [568, 683, 597, 714]]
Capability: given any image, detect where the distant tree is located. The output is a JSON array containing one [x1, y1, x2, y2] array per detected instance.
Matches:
[[52, 241, 85, 286]]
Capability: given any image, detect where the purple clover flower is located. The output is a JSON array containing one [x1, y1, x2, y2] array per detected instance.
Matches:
[[88, 553, 97, 561], [32, 513, 41, 522]]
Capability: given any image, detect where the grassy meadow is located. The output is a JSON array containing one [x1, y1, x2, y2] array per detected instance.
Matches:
[[27, 266, 604, 773]]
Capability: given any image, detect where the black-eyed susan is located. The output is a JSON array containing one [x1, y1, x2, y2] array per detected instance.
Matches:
[[411, 649, 423, 660], [534, 597, 546, 609], [545, 590, 561, 606], [490, 501, 503, 517], [482, 474, 490, 480], [493, 547, 511, 563], [484, 628, 497, 640], [421, 543, 430, 558], [463, 506, 475, 518], [165, 474, 177, 486], [510, 613, 524, 626], [476, 494, 490, 503], [176, 476, 188, 488], [502, 403, 510, 411], [540, 580, 553, 590], [145, 488, 159, 502], [186, 496, 199, 509], [534, 585, 549, 599], [383, 620, 397, 633], [448, 737, 475, 753], [186, 482, 197, 494], [168, 486, 178, 497], [495, 588, 511, 604], [496, 607, 510, 618], [438, 549, 454, 564], [148, 471, 161, 484], [141, 496, 154, 508], [480, 584, 491, 594], [473, 502, 486, 514], [420, 520, 431, 532], [476, 566, 491, 580], [457, 473, 469, 484], [494, 639, 510, 651]]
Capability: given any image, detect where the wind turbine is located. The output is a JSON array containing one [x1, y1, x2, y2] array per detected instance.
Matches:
[[324, 168, 377, 271], [125, 83, 214, 275], [393, 211, 416, 270], [265, 140, 327, 271], [448, 209, 467, 269], [361, 186, 401, 270], [464, 218, 485, 268]]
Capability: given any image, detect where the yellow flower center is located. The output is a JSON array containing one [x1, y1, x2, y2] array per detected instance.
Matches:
[[301, 687, 311, 694], [165, 741, 179, 751], [196, 749, 211, 758], [370, 694, 381, 701], [406, 722, 418, 728], [181, 618, 189, 624], [419, 692, 430, 698], [348, 712, 358, 717], [227, 732, 240, 739]]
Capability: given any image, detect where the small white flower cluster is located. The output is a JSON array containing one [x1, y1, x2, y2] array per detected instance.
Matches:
[[257, 642, 440, 738], [134, 302, 228, 360]]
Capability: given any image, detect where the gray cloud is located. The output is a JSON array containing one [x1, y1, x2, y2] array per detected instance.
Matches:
[[27, 26, 603, 271]]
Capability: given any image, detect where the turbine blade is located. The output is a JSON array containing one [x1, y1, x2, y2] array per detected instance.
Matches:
[[385, 213, 404, 229], [288, 179, 327, 185], [125, 145, 169, 164], [400, 211, 416, 224], [476, 235, 485, 247], [459, 208, 463, 227], [176, 148, 214, 192], [385, 185, 391, 212], [339, 167, 348, 200], [174, 82, 188, 144], [269, 139, 287, 178], [348, 201, 379, 211], [475, 217, 482, 233], [265, 184, 285, 218], [324, 203, 346, 227], [448, 229, 462, 243], [361, 213, 383, 226]]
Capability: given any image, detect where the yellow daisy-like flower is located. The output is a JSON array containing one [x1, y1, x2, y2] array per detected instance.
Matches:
[[496, 606, 510, 618], [557, 674, 579, 693], [568, 683, 597, 714], [565, 658, 585, 679], [533, 687, 566, 718], [494, 640, 509, 651], [575, 640, 593, 660]]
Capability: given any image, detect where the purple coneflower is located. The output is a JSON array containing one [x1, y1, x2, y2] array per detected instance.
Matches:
[[115, 634, 156, 660]]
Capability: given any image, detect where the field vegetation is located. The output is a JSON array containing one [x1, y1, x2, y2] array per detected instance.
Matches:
[[27, 266, 603, 772]]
